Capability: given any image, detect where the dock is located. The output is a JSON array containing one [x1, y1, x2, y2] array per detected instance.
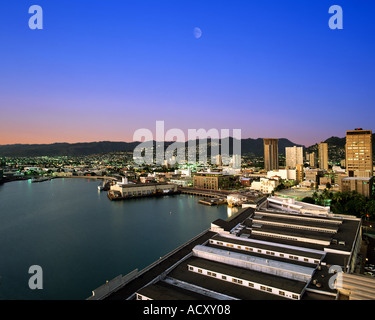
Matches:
[[178, 187, 230, 198], [89, 229, 216, 300], [198, 197, 227, 206], [179, 187, 231, 206]]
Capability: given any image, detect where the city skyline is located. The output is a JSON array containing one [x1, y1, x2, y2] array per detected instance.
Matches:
[[1, 1, 375, 146]]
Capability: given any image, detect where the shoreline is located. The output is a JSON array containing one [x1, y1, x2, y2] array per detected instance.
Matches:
[[0, 175, 117, 185]]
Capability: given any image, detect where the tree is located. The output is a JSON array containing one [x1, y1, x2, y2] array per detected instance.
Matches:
[[302, 197, 315, 204], [365, 200, 375, 220]]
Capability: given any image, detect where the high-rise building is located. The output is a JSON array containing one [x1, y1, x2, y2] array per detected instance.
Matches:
[[318, 142, 328, 170], [263, 139, 279, 172], [296, 164, 304, 183], [214, 154, 222, 166], [285, 146, 303, 168], [346, 128, 373, 177], [232, 154, 241, 169], [307, 152, 316, 168]]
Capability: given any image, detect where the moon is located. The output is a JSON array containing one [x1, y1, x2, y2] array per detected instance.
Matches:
[[193, 27, 202, 39]]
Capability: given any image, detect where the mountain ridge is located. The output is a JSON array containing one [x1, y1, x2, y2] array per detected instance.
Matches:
[[0, 138, 303, 157]]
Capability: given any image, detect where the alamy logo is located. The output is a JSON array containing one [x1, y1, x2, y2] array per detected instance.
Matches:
[[28, 5, 43, 30], [28, 265, 43, 290], [328, 265, 343, 290], [133, 121, 241, 166], [329, 5, 343, 30]]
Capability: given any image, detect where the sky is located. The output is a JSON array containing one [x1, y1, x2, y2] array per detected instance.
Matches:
[[1, 0, 375, 147]]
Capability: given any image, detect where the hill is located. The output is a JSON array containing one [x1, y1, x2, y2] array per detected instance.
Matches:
[[0, 138, 303, 157]]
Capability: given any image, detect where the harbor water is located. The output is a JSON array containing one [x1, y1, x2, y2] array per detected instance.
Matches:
[[0, 178, 237, 300]]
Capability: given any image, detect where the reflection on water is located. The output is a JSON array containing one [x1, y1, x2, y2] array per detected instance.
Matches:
[[227, 206, 239, 218], [0, 179, 229, 300]]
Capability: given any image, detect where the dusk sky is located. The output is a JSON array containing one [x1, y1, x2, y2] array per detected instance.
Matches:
[[1, 1, 375, 147]]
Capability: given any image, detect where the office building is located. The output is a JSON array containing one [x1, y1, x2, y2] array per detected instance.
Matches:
[[285, 146, 303, 169], [346, 128, 373, 177], [338, 176, 373, 198], [318, 142, 329, 170], [264, 139, 279, 172], [193, 172, 235, 190]]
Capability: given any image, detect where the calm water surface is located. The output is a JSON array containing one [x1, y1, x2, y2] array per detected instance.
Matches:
[[0, 178, 236, 300]]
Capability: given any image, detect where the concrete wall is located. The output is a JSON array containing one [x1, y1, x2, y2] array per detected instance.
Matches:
[[87, 269, 139, 300]]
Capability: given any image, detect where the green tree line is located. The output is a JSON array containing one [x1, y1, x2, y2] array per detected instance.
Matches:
[[302, 190, 375, 220]]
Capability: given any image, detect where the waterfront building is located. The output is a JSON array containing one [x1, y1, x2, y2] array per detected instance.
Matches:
[[285, 146, 303, 169], [263, 139, 279, 172], [345, 128, 373, 178], [318, 142, 329, 170], [193, 172, 235, 190], [169, 178, 193, 187], [227, 194, 249, 207], [109, 182, 178, 199], [97, 196, 363, 301]]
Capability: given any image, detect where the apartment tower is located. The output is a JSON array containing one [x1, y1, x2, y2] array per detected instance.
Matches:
[[307, 152, 316, 168], [285, 146, 303, 168], [264, 138, 279, 171], [318, 142, 329, 170]]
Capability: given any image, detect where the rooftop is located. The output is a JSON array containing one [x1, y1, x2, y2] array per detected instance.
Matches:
[[211, 234, 325, 261], [186, 256, 308, 294], [342, 177, 373, 181], [192, 245, 315, 280], [102, 196, 363, 301], [136, 280, 215, 300]]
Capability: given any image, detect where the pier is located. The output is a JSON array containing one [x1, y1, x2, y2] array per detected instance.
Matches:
[[89, 229, 216, 300], [198, 197, 227, 206], [178, 187, 231, 198]]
